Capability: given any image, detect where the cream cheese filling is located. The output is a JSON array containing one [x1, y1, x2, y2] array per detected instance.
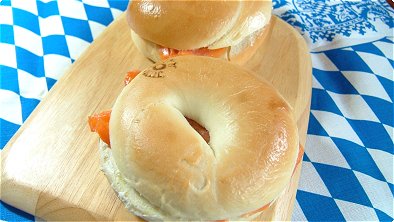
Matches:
[[99, 140, 167, 221], [99, 139, 268, 221]]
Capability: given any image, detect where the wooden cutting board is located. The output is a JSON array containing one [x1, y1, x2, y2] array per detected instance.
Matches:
[[1, 14, 311, 221]]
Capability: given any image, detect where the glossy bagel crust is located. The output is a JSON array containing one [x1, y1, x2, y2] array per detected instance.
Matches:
[[127, 0, 272, 50], [108, 56, 299, 220]]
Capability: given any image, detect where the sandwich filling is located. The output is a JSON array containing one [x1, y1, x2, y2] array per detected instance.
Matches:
[[99, 139, 271, 221], [158, 46, 228, 60]]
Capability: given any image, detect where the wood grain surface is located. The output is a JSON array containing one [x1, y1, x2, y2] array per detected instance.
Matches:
[[1, 14, 311, 221]]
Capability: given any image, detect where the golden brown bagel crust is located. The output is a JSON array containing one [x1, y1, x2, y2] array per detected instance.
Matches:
[[127, 0, 272, 50], [127, 1, 239, 50], [110, 56, 299, 220], [208, 0, 272, 49], [229, 17, 274, 64], [99, 139, 267, 221]]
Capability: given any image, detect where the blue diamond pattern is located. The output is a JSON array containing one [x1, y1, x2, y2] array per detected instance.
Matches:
[[0, 25, 15, 44], [42, 35, 70, 57], [37, 1, 59, 18], [348, 120, 394, 154], [108, 0, 128, 11], [15, 47, 44, 77], [313, 69, 358, 94], [20, 96, 40, 122], [352, 42, 386, 57], [46, 77, 57, 91], [0, 119, 20, 148], [296, 190, 346, 221], [325, 49, 373, 73], [0, 65, 19, 93], [307, 113, 329, 136], [0, 0, 11, 6], [303, 153, 311, 162], [375, 208, 393, 222], [84, 4, 114, 26], [12, 8, 40, 35], [61, 17, 93, 42], [362, 95, 393, 127], [313, 163, 373, 207], [311, 88, 343, 115], [376, 75, 394, 103], [332, 138, 386, 181]]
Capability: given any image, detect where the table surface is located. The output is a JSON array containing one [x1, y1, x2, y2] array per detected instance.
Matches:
[[1, 0, 393, 221]]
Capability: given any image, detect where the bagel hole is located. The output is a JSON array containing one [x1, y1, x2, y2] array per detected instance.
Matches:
[[185, 117, 210, 144]]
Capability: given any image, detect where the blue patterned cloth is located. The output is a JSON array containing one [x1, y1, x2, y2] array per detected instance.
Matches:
[[0, 0, 393, 221]]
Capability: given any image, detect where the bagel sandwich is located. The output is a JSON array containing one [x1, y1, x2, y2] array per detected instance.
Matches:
[[88, 56, 300, 221], [127, 0, 273, 64]]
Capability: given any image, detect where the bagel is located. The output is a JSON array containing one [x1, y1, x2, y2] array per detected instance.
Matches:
[[93, 56, 299, 220], [126, 0, 273, 64]]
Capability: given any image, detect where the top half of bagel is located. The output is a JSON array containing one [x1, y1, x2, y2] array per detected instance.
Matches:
[[109, 56, 299, 220], [126, 0, 273, 63]]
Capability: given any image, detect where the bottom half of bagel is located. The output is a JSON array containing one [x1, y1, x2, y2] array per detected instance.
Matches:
[[97, 55, 299, 221], [99, 139, 276, 221]]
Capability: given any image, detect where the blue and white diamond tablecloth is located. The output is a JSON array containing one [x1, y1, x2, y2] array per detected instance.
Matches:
[[0, 0, 393, 221]]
